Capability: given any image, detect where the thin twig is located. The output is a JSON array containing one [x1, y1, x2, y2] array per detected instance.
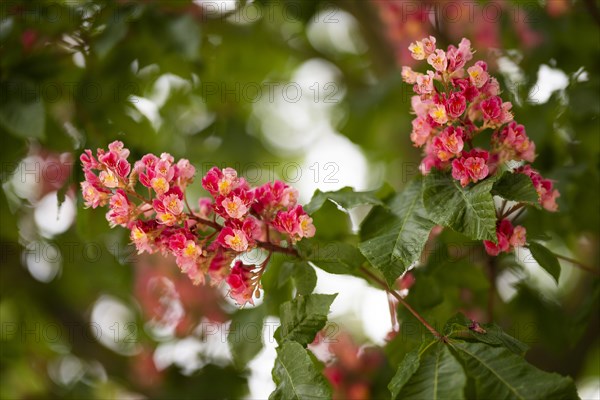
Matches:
[[553, 253, 600, 276], [359, 266, 442, 339]]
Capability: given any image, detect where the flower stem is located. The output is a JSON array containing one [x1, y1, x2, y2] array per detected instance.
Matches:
[[359, 266, 442, 339], [500, 203, 525, 220]]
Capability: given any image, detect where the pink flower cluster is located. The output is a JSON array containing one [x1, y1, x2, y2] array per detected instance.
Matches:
[[80, 141, 315, 305], [483, 219, 526, 256], [402, 36, 559, 212], [516, 165, 560, 212]]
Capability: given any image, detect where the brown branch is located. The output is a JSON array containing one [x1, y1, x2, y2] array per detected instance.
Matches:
[[553, 253, 600, 276]]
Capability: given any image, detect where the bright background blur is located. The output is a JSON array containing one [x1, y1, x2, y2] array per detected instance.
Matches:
[[1, 1, 599, 399]]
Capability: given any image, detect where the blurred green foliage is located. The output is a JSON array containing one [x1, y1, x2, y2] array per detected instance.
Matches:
[[1, 0, 599, 398]]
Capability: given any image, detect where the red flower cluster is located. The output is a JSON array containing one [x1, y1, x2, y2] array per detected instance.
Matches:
[[80, 141, 315, 305], [483, 219, 527, 256], [402, 36, 559, 210]]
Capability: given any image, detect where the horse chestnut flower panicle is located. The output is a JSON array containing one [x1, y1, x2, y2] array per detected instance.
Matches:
[[80, 141, 316, 306], [402, 36, 558, 200]]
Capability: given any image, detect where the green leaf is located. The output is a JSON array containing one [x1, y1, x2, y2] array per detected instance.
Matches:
[[423, 169, 497, 242], [388, 347, 421, 399], [305, 186, 385, 214], [297, 239, 364, 275], [278, 262, 317, 296], [0, 79, 45, 139], [359, 178, 435, 285], [228, 305, 267, 367], [492, 172, 540, 206], [270, 341, 331, 400], [393, 342, 466, 400], [527, 242, 561, 283], [450, 341, 578, 400], [275, 294, 337, 346]]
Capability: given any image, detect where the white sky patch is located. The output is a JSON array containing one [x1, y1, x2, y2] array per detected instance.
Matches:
[[90, 295, 139, 356], [529, 64, 569, 104], [252, 58, 345, 156], [194, 0, 238, 16], [297, 130, 370, 204], [23, 241, 62, 283], [313, 267, 392, 345], [34, 191, 76, 238], [307, 8, 367, 56], [245, 316, 279, 400]]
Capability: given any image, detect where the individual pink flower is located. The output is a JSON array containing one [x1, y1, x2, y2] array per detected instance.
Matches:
[[446, 92, 467, 119], [481, 96, 502, 123], [432, 126, 464, 161], [421, 36, 436, 55], [80, 149, 99, 170], [106, 189, 133, 227], [130, 223, 154, 254], [427, 49, 447, 72], [401, 66, 418, 84], [451, 149, 489, 186], [163, 193, 184, 216], [467, 62, 489, 88], [176, 159, 195, 184], [115, 158, 131, 179], [509, 226, 527, 247], [222, 195, 249, 219], [415, 71, 435, 95], [408, 40, 425, 60], [410, 116, 432, 147], [429, 103, 448, 125], [81, 181, 109, 208], [217, 227, 249, 252], [108, 140, 130, 159], [155, 159, 175, 181], [446, 38, 473, 73], [226, 261, 255, 305], [175, 240, 203, 283], [411, 95, 431, 118], [298, 214, 316, 238], [151, 176, 170, 196]]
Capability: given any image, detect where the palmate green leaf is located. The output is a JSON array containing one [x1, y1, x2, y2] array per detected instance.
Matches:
[[359, 177, 435, 286], [304, 186, 386, 214], [297, 239, 364, 275], [450, 341, 578, 400], [270, 341, 331, 400], [526, 242, 561, 283], [228, 305, 267, 367], [492, 171, 540, 206], [423, 169, 497, 242], [274, 294, 337, 346]]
